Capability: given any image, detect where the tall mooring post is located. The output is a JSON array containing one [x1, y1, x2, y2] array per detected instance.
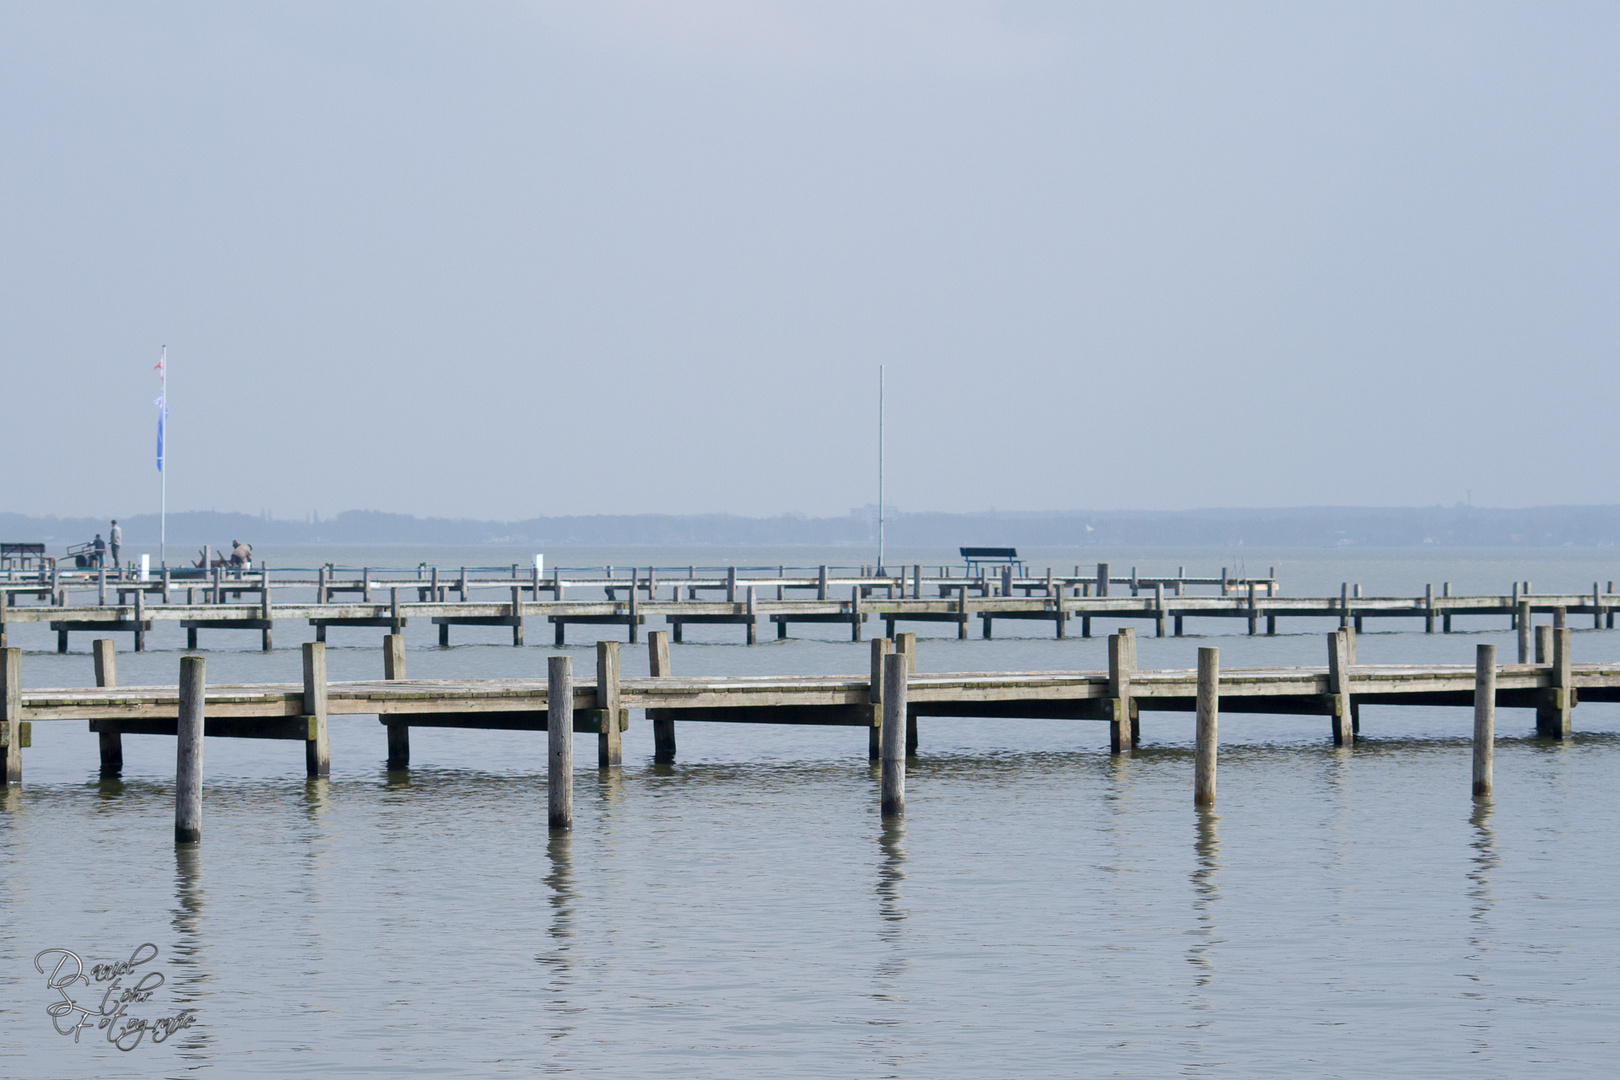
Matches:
[[548, 655, 573, 830]]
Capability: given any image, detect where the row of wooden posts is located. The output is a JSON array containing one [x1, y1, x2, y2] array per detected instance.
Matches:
[[85, 631, 1508, 844]]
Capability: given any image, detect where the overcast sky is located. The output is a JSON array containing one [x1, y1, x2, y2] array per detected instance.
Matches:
[[2, 2, 1615, 521]]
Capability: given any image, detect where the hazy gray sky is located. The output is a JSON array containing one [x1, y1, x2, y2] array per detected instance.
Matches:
[[2, 2, 1615, 521]]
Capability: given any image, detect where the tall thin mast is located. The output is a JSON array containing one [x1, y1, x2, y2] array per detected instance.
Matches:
[[159, 346, 167, 568], [878, 364, 885, 574]]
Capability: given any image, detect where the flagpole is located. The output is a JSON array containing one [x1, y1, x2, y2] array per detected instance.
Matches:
[[878, 364, 885, 575], [159, 347, 166, 569]]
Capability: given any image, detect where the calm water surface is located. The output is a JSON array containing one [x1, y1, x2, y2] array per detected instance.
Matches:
[[4, 547, 1619, 1076]]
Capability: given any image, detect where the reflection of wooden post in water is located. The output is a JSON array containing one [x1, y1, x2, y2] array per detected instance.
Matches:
[[384, 634, 408, 768], [175, 655, 204, 843], [1194, 647, 1218, 807], [1473, 643, 1494, 797], [880, 653, 907, 818], [94, 638, 122, 773], [649, 631, 676, 762], [548, 656, 573, 830]]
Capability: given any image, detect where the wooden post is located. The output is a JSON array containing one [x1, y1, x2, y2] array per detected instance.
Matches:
[[548, 655, 573, 830], [957, 587, 968, 640], [1539, 627, 1573, 739], [133, 587, 145, 652], [98, 566, 106, 606], [1473, 643, 1494, 798], [818, 564, 828, 601], [870, 637, 891, 760], [649, 630, 675, 762], [1554, 606, 1567, 630], [175, 655, 205, 843], [1535, 624, 1552, 665], [162, 564, 170, 604], [894, 631, 918, 753], [596, 640, 621, 768], [851, 584, 863, 642], [1, 647, 20, 785], [913, 564, 922, 600], [1107, 629, 1134, 754], [1596, 583, 1604, 631], [94, 639, 122, 773], [511, 585, 524, 646], [362, 567, 371, 603], [384, 634, 408, 768], [1194, 646, 1218, 807], [1518, 602, 1532, 663], [1096, 562, 1108, 598], [459, 566, 467, 602], [261, 574, 273, 651], [628, 571, 641, 644], [1425, 584, 1434, 633], [745, 586, 756, 645], [1328, 630, 1353, 747], [1443, 581, 1452, 633], [727, 566, 737, 603], [303, 642, 329, 777], [1156, 582, 1166, 637], [881, 652, 907, 818]]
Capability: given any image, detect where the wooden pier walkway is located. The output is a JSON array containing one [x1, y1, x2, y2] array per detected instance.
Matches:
[[1, 624, 1601, 789]]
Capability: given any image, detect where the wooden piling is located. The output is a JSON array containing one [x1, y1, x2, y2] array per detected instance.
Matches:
[[94, 639, 121, 773], [174, 655, 204, 843], [957, 588, 968, 640], [1424, 584, 1434, 633], [1194, 646, 1218, 807], [1329, 629, 1354, 747], [894, 632, 918, 753], [1107, 629, 1134, 754], [1539, 627, 1573, 739], [134, 587, 145, 652], [746, 586, 757, 645], [596, 640, 622, 767], [818, 565, 828, 601], [649, 630, 675, 761], [1536, 624, 1552, 665], [1096, 562, 1109, 598], [261, 576, 273, 651], [1340, 582, 1350, 629], [1, 647, 20, 785], [384, 634, 408, 768], [880, 652, 907, 818], [852, 585, 863, 642], [548, 655, 573, 830], [1472, 643, 1494, 798], [628, 573, 639, 644], [870, 637, 891, 760], [511, 585, 524, 646], [302, 642, 330, 776], [1518, 602, 1532, 663], [1155, 582, 1166, 637]]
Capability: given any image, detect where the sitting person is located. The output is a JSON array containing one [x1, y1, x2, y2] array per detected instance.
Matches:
[[91, 534, 106, 568]]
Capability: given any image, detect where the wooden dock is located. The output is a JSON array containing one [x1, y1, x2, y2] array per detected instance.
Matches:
[[1, 623, 1599, 791]]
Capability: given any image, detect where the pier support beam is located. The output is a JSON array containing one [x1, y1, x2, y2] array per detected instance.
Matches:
[[596, 640, 622, 768], [1473, 643, 1494, 798], [94, 639, 121, 774], [1, 647, 20, 785], [548, 656, 573, 830], [384, 634, 408, 768], [881, 653, 907, 818], [511, 586, 524, 647], [1329, 630, 1353, 747], [303, 642, 330, 777], [1518, 602, 1532, 663], [1537, 627, 1572, 739], [870, 638, 891, 760], [894, 632, 918, 754], [1107, 628, 1136, 754], [649, 631, 675, 762], [1194, 646, 1218, 806], [175, 655, 205, 843]]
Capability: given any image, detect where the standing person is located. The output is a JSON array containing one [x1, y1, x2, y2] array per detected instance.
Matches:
[[109, 520, 122, 570], [92, 533, 106, 568]]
